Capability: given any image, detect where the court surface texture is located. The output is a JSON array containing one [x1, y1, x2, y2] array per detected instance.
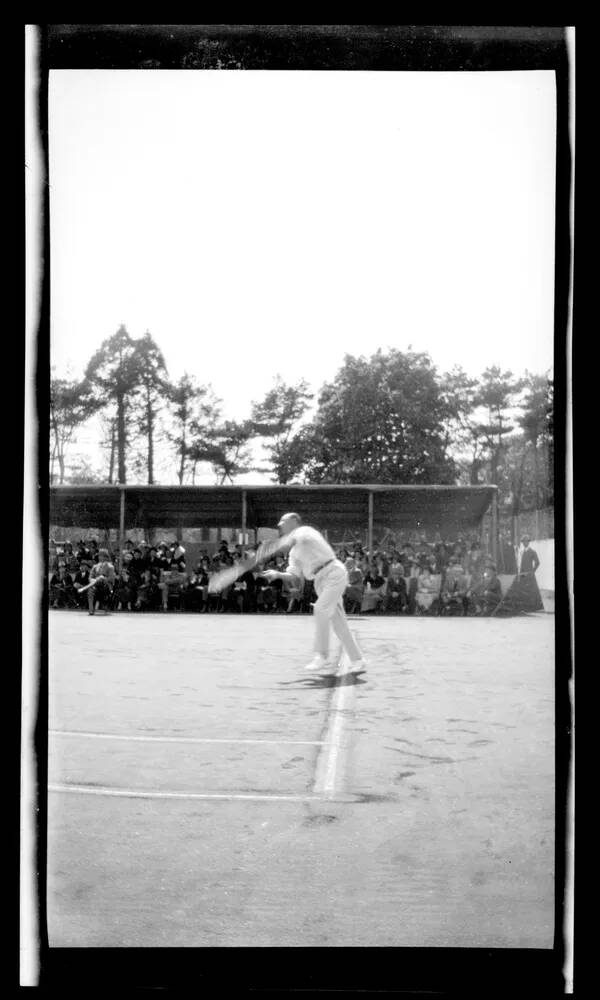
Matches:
[[47, 610, 555, 948]]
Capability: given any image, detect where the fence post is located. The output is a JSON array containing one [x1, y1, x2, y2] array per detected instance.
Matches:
[[367, 491, 374, 556]]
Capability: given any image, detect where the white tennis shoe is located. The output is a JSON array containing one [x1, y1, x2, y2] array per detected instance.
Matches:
[[349, 659, 367, 674], [305, 653, 334, 673]]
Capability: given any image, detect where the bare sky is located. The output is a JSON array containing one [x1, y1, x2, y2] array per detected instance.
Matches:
[[48, 69, 556, 481]]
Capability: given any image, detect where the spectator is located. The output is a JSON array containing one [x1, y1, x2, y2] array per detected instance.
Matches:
[[498, 531, 518, 574], [159, 562, 188, 611], [129, 548, 147, 586], [147, 546, 167, 575], [228, 552, 257, 613], [88, 539, 100, 563], [470, 561, 503, 615], [519, 535, 540, 575], [343, 556, 364, 614], [415, 565, 441, 615], [404, 559, 420, 615], [135, 568, 161, 611], [467, 542, 486, 581], [440, 557, 471, 616], [49, 564, 77, 608], [361, 562, 387, 614], [87, 548, 116, 615], [383, 556, 407, 614], [182, 562, 207, 612], [169, 541, 186, 569], [255, 561, 278, 613], [114, 567, 136, 611], [72, 561, 92, 609]]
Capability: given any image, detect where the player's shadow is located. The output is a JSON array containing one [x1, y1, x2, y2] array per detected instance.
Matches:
[[278, 673, 367, 690]]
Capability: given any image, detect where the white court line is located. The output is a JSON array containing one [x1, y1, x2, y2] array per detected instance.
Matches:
[[312, 635, 361, 798], [48, 730, 327, 747], [48, 784, 321, 803]]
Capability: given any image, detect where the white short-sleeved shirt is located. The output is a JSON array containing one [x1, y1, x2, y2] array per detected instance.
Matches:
[[285, 526, 337, 581]]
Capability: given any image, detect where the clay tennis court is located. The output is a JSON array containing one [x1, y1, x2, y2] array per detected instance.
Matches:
[[47, 609, 555, 948]]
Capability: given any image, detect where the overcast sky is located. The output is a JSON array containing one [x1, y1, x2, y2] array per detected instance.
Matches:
[[48, 69, 556, 481]]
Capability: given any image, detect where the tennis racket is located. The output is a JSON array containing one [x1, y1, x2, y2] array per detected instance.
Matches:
[[208, 538, 283, 594]]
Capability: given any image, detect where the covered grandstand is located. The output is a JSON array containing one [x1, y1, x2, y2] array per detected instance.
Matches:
[[49, 484, 499, 568]]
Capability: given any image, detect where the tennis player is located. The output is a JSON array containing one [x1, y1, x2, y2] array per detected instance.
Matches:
[[262, 512, 366, 674]]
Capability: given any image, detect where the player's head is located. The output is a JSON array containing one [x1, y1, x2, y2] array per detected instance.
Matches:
[[277, 512, 301, 536], [521, 535, 530, 546]]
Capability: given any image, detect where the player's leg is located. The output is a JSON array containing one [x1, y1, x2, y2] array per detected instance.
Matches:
[[306, 565, 364, 672]]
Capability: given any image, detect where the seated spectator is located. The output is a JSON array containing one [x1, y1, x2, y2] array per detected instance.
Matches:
[[135, 568, 161, 611], [166, 541, 186, 570], [128, 548, 147, 585], [87, 548, 116, 615], [382, 557, 407, 614], [72, 561, 92, 609], [415, 566, 441, 615], [114, 567, 136, 611], [158, 563, 188, 610], [225, 552, 257, 613], [75, 539, 91, 566], [469, 561, 502, 615], [146, 546, 168, 575], [433, 541, 448, 571], [404, 559, 420, 615], [440, 556, 468, 615], [467, 542, 485, 580], [120, 538, 135, 565], [60, 540, 79, 573], [182, 563, 208, 612], [343, 556, 364, 614], [49, 564, 77, 608], [255, 561, 279, 613], [361, 563, 387, 614]]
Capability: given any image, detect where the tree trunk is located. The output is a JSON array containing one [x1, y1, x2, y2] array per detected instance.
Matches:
[[108, 421, 116, 484], [147, 398, 154, 485], [117, 394, 127, 484], [178, 427, 186, 485]]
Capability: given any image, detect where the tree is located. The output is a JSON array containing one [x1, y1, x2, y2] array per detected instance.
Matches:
[[472, 366, 525, 486], [440, 366, 486, 485], [278, 349, 456, 484], [250, 376, 313, 483], [166, 374, 222, 484], [50, 374, 99, 484], [85, 326, 143, 484], [516, 371, 554, 509], [193, 419, 257, 485], [131, 332, 169, 484]]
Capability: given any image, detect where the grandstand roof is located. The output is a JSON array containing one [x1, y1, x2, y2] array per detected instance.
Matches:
[[49, 484, 497, 535]]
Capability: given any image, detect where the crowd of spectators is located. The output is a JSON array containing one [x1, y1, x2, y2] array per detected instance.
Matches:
[[48, 532, 519, 617]]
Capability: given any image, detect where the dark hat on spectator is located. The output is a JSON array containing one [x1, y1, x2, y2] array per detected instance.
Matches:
[[133, 548, 142, 555], [149, 546, 158, 553]]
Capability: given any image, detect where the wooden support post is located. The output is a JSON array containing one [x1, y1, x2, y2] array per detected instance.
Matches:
[[367, 491, 374, 556], [241, 489, 247, 557], [118, 485, 125, 573], [491, 488, 498, 566]]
